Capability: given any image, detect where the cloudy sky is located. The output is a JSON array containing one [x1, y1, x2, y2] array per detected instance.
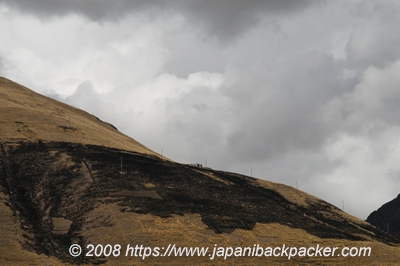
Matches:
[[1, 0, 400, 219]]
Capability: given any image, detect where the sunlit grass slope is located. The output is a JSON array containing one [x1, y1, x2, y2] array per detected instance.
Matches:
[[0, 77, 160, 157]]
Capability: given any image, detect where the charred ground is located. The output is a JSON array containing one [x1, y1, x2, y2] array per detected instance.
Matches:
[[1, 141, 399, 264]]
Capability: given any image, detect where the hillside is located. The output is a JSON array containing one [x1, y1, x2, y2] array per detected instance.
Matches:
[[0, 77, 160, 157], [1, 77, 400, 265], [367, 194, 400, 239]]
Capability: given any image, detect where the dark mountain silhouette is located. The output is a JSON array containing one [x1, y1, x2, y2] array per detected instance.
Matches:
[[367, 194, 400, 239]]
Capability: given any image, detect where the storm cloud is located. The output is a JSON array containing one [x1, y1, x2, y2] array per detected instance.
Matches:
[[1, 0, 400, 219], [1, 0, 317, 41]]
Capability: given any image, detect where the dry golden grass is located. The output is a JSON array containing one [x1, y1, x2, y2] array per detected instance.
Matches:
[[192, 168, 234, 185], [2, 197, 400, 265], [256, 178, 371, 227], [1, 77, 400, 265], [0, 191, 72, 266], [1, 147, 399, 265], [76, 203, 400, 265], [0, 77, 162, 158], [256, 179, 322, 209]]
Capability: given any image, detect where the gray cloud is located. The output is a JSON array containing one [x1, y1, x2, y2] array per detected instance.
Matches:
[[1, 0, 318, 41], [159, 50, 348, 167], [0, 54, 17, 80], [178, 0, 317, 42], [64, 80, 116, 124], [218, 51, 349, 163], [0, 56, 4, 75], [3, 0, 400, 220], [345, 1, 400, 68], [346, 24, 400, 69], [0, 0, 164, 21]]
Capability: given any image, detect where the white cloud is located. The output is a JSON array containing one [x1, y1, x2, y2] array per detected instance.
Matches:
[[316, 130, 400, 218], [0, 10, 170, 95], [2, 0, 400, 220]]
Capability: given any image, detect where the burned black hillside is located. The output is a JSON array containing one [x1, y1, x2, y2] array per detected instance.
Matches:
[[1, 141, 399, 263]]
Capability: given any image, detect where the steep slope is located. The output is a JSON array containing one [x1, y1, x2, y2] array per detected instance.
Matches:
[[367, 194, 400, 239], [1, 77, 400, 265], [0, 77, 160, 157]]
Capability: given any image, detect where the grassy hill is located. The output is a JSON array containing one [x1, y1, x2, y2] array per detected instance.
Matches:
[[0, 77, 160, 157], [1, 77, 399, 265]]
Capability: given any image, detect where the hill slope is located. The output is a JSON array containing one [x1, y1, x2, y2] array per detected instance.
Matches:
[[1, 77, 400, 265], [367, 194, 400, 239], [0, 77, 160, 157]]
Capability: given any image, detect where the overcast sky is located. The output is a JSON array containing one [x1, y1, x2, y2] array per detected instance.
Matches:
[[1, 0, 400, 219]]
